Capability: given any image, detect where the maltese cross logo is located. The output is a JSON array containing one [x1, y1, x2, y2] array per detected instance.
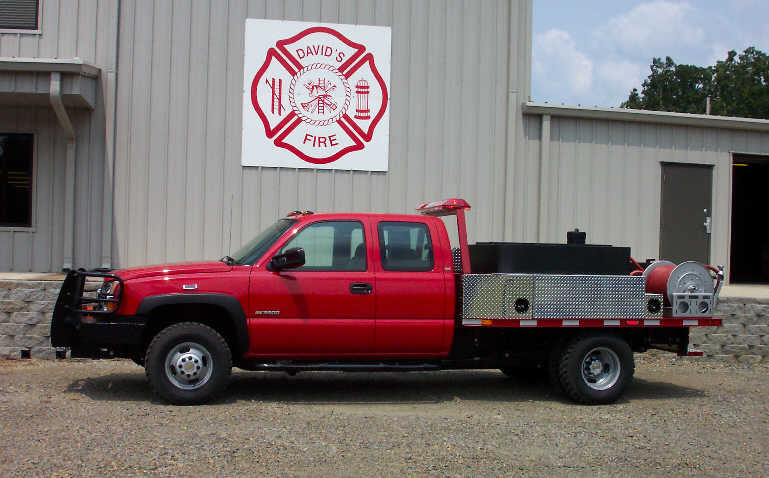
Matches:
[[251, 27, 389, 164]]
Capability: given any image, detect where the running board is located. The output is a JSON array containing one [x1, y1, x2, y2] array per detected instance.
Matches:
[[238, 362, 442, 372]]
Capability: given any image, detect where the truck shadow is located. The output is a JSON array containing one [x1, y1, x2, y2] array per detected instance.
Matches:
[[65, 370, 705, 404]]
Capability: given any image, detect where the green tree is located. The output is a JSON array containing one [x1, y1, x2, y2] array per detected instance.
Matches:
[[621, 47, 769, 119], [710, 47, 769, 118]]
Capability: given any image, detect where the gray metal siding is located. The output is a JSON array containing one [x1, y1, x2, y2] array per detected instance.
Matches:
[[531, 115, 769, 271], [0, 106, 105, 271], [112, 0, 532, 268], [0, 0, 118, 271]]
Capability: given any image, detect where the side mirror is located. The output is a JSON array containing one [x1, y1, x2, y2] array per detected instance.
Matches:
[[268, 247, 305, 271]]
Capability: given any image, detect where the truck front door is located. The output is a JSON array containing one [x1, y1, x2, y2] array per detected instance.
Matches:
[[373, 220, 450, 356], [248, 219, 375, 356]]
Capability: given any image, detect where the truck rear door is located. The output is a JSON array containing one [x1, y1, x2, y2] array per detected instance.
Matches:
[[372, 219, 452, 356]]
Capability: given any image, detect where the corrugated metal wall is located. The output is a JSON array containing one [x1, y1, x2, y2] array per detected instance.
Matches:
[[525, 114, 769, 270], [112, 0, 533, 268], [0, 106, 107, 271], [0, 0, 118, 272]]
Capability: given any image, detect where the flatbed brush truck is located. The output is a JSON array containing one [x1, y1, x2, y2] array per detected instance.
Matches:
[[51, 199, 723, 404]]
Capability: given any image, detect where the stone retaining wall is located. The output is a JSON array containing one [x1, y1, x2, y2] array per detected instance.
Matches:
[[1, 279, 768, 362], [0, 280, 61, 359], [689, 297, 769, 364]]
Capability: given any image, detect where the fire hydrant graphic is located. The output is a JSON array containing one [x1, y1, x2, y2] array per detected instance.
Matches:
[[355, 79, 370, 120]]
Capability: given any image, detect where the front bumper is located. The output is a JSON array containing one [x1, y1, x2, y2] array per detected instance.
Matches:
[[51, 270, 146, 358]]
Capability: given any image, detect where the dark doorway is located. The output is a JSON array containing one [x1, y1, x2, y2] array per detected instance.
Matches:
[[730, 154, 769, 283], [659, 163, 713, 264]]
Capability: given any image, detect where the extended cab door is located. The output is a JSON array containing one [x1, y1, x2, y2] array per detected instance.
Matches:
[[373, 219, 452, 356], [247, 219, 375, 356]]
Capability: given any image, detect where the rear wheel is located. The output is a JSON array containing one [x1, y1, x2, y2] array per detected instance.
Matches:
[[145, 322, 232, 405], [557, 334, 634, 404]]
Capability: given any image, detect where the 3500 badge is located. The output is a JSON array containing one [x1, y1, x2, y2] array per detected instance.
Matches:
[[251, 27, 388, 165]]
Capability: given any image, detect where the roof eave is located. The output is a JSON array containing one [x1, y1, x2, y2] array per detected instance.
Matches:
[[523, 102, 769, 133], [0, 57, 100, 78]]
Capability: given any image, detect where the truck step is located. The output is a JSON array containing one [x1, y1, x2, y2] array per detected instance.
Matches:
[[239, 362, 442, 372]]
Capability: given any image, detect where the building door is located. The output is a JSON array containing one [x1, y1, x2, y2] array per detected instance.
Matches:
[[730, 154, 769, 283], [659, 163, 713, 264]]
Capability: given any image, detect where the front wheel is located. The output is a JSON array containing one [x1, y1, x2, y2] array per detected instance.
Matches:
[[557, 334, 634, 404], [145, 322, 232, 405]]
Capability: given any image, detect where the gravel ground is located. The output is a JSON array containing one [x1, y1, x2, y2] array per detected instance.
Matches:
[[0, 355, 767, 477]]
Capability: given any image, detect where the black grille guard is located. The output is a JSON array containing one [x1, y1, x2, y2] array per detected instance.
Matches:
[[50, 269, 124, 348]]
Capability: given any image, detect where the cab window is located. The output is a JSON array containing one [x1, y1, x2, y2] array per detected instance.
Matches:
[[377, 221, 434, 271], [280, 220, 366, 271]]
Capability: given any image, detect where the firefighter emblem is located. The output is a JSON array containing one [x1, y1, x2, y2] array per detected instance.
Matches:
[[250, 27, 389, 165]]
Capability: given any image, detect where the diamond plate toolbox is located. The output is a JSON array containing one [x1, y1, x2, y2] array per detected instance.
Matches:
[[461, 274, 646, 319], [462, 274, 533, 319]]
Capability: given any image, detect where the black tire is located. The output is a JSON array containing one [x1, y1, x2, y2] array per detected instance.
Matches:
[[557, 334, 634, 405], [145, 322, 232, 405]]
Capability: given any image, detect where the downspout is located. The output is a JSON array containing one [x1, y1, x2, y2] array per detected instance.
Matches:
[[49, 72, 76, 271], [101, 0, 121, 269], [537, 114, 551, 242]]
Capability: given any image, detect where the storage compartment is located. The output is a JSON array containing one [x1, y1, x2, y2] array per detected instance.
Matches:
[[469, 242, 633, 275]]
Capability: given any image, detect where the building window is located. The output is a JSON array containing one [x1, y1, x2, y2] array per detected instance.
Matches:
[[378, 221, 434, 271], [0, 134, 34, 228], [0, 0, 40, 31]]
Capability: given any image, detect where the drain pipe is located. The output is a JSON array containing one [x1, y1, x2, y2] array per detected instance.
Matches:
[[49, 72, 76, 271]]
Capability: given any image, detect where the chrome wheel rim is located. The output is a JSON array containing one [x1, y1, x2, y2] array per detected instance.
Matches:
[[580, 346, 621, 391], [164, 342, 213, 390]]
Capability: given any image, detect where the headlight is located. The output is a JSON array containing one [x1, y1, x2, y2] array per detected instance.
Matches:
[[97, 280, 121, 312]]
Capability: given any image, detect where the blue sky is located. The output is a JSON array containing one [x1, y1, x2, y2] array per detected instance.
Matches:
[[532, 1, 769, 107]]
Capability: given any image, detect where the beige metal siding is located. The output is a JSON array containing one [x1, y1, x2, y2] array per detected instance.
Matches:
[[112, 0, 533, 267], [0, 0, 118, 271], [532, 115, 769, 272]]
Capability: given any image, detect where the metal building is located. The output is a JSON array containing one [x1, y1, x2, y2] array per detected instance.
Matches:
[[1, 0, 768, 284]]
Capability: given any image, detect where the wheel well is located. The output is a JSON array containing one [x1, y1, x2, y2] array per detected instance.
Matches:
[[140, 304, 240, 362]]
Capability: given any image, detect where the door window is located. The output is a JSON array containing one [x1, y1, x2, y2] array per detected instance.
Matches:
[[280, 220, 366, 271], [378, 222, 434, 271]]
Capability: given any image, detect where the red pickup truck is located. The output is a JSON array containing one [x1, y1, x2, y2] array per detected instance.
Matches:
[[52, 199, 722, 405]]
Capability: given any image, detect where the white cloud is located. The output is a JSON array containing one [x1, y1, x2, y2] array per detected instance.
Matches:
[[595, 60, 645, 101], [708, 43, 730, 65], [596, 1, 705, 54], [534, 29, 593, 95]]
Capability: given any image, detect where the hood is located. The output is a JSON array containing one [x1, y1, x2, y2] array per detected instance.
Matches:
[[113, 261, 233, 281]]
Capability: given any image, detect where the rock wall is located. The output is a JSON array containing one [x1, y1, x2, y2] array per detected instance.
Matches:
[[690, 297, 769, 364], [0, 280, 61, 359]]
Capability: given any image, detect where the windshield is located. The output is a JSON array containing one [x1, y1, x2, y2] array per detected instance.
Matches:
[[231, 219, 297, 265]]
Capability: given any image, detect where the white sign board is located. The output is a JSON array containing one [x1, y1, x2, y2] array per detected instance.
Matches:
[[242, 19, 391, 170]]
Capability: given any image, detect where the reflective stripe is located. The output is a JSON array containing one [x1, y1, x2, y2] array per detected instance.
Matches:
[[683, 319, 699, 326], [520, 320, 537, 327], [644, 320, 660, 326], [562, 320, 579, 327], [603, 320, 620, 326], [463, 319, 481, 326]]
